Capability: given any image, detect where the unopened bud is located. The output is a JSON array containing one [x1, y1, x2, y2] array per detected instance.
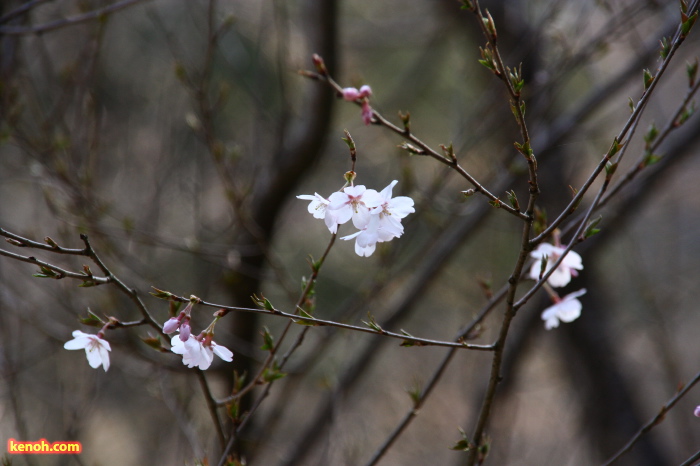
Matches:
[[342, 87, 360, 101], [179, 321, 191, 341], [312, 54, 327, 75], [163, 317, 180, 334]]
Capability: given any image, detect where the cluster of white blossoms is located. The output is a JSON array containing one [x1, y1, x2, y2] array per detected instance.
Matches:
[[528, 242, 586, 330], [64, 302, 233, 371], [169, 332, 233, 370], [298, 180, 415, 257]]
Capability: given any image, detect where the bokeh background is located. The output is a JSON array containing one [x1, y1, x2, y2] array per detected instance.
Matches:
[[2, 0, 700, 464]]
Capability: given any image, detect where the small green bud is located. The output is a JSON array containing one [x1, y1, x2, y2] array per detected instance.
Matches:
[[659, 37, 671, 59], [460, 0, 475, 11], [643, 122, 658, 145], [260, 326, 275, 351], [451, 427, 474, 452], [681, 10, 697, 38], [362, 312, 384, 332], [399, 110, 411, 133], [643, 69, 654, 91], [583, 216, 602, 239], [482, 10, 497, 40], [506, 190, 520, 210], [79, 308, 105, 327], [150, 286, 173, 300], [398, 142, 425, 155], [687, 59, 698, 87], [141, 334, 167, 352]]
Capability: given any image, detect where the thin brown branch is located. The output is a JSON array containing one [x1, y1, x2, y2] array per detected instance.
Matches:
[[0, 0, 151, 35], [602, 368, 700, 465]]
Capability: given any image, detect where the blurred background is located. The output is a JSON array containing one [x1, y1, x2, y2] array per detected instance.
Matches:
[[1, 0, 700, 464]]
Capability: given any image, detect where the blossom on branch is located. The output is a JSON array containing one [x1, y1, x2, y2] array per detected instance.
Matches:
[[64, 330, 111, 371], [298, 180, 414, 257], [328, 185, 382, 229], [296, 193, 339, 233], [170, 334, 233, 370], [528, 243, 583, 288], [541, 289, 587, 330], [341, 180, 415, 257]]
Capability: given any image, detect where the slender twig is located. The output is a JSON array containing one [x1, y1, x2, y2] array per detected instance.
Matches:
[[602, 368, 700, 465], [164, 292, 493, 359], [680, 449, 700, 466], [1, 228, 163, 334], [532, 0, 698, 244], [215, 232, 339, 466], [304, 71, 529, 221], [0, 0, 53, 25], [0, 247, 110, 283], [0, 0, 151, 35], [364, 284, 508, 466], [600, 76, 700, 210], [463, 2, 542, 462], [197, 371, 226, 451]]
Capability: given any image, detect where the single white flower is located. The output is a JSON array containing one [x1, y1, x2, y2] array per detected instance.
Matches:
[[64, 330, 111, 371], [373, 180, 414, 236], [528, 243, 583, 288], [170, 334, 233, 370], [541, 289, 586, 330], [297, 193, 340, 233], [328, 185, 382, 230]]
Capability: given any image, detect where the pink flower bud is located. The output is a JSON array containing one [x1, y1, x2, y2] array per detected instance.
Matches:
[[695, 406, 700, 417], [361, 101, 373, 125], [312, 54, 327, 75], [359, 84, 372, 97], [162, 317, 180, 334], [342, 87, 361, 101], [179, 321, 191, 341]]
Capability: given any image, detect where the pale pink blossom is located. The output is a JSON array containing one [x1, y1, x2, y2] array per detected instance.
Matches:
[[373, 180, 415, 235], [359, 85, 372, 97], [328, 185, 382, 230], [541, 289, 586, 330], [694, 406, 700, 417], [341, 181, 415, 257], [64, 330, 111, 371], [170, 334, 233, 370], [528, 243, 583, 288], [296, 193, 340, 233]]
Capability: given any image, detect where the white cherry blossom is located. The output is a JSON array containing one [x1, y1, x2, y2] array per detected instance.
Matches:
[[296, 193, 340, 232], [541, 289, 587, 330], [528, 243, 583, 288], [64, 330, 111, 371], [170, 334, 233, 370], [328, 185, 382, 229], [373, 180, 415, 235]]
